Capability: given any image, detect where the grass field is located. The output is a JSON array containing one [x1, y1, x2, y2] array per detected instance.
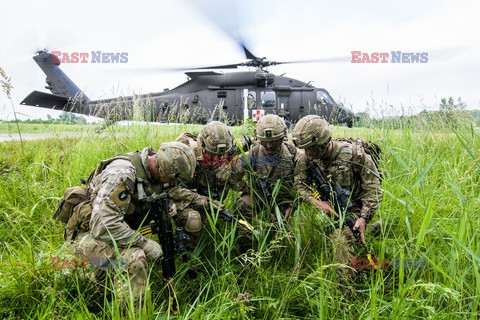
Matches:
[[0, 116, 479, 319], [0, 122, 100, 134]]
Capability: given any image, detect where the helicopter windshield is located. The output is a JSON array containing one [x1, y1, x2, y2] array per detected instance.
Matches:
[[261, 91, 276, 108], [316, 91, 334, 105]]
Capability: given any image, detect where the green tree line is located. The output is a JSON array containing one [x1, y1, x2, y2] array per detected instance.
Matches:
[[4, 112, 87, 124]]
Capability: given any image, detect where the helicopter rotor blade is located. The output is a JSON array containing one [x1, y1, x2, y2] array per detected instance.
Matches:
[[119, 63, 241, 74], [186, 0, 258, 60], [188, 63, 241, 70], [239, 41, 258, 60], [124, 55, 350, 75], [275, 56, 351, 65]]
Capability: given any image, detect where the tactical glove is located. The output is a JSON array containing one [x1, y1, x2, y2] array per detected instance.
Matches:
[[140, 238, 163, 260]]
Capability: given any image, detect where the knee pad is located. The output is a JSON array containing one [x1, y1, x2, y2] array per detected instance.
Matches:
[[184, 210, 202, 233], [129, 257, 148, 272]]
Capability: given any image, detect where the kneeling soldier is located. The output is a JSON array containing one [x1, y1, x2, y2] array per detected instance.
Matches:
[[292, 115, 383, 292], [237, 114, 302, 251], [64, 142, 196, 308]]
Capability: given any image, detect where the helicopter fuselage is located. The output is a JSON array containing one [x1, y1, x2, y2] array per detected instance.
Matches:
[[87, 70, 354, 125], [21, 51, 354, 126]]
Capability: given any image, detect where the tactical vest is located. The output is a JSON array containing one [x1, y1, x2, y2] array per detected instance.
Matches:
[[90, 151, 163, 229], [63, 151, 157, 241], [87, 151, 149, 200], [250, 142, 298, 181]]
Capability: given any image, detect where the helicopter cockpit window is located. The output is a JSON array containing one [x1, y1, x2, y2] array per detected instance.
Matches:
[[316, 91, 334, 105], [261, 91, 275, 108]]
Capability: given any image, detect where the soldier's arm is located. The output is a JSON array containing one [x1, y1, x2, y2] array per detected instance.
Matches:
[[89, 160, 144, 247], [357, 151, 383, 222], [215, 159, 249, 193], [167, 185, 212, 212], [293, 153, 315, 202]]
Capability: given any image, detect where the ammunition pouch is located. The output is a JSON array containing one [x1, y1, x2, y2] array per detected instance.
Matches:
[[64, 200, 93, 242], [53, 186, 89, 223]]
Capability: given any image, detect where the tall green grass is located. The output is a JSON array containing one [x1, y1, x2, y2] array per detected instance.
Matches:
[[0, 113, 479, 319], [0, 122, 99, 134]]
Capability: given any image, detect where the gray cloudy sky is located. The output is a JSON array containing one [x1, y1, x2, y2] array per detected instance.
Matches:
[[1, 0, 479, 121]]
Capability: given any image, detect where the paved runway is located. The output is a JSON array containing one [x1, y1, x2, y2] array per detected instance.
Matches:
[[0, 133, 80, 142]]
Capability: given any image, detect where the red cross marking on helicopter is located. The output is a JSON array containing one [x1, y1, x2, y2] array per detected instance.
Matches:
[[252, 109, 265, 122]]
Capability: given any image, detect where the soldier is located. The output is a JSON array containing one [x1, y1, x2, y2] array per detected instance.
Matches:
[[292, 115, 382, 291], [168, 121, 248, 246], [67, 142, 196, 308], [237, 114, 302, 251]]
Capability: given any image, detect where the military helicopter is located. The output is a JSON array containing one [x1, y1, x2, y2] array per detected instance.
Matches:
[[21, 45, 355, 127]]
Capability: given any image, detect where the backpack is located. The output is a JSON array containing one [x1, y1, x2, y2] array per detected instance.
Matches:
[[54, 151, 146, 241], [52, 186, 89, 224], [338, 138, 382, 179], [52, 185, 91, 241]]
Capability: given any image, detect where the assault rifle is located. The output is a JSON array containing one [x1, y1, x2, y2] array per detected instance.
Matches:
[[307, 164, 353, 214], [256, 177, 280, 223], [307, 164, 378, 269], [139, 195, 189, 315], [197, 185, 219, 201], [218, 207, 258, 236], [257, 178, 272, 200], [181, 183, 257, 235]]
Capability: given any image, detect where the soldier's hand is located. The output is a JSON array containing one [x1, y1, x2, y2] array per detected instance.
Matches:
[[212, 200, 222, 209], [140, 238, 163, 260], [353, 217, 367, 244], [167, 202, 177, 218], [311, 198, 338, 218]]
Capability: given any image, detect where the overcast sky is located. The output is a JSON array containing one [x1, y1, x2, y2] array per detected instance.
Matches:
[[1, 0, 479, 121]]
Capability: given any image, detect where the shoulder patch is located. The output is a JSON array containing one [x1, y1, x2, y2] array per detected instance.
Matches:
[[109, 182, 131, 211]]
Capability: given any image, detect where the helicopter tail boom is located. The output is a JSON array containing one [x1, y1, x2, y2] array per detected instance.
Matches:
[[21, 50, 90, 110]]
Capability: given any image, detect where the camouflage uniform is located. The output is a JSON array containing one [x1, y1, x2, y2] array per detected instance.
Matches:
[[70, 143, 195, 305], [238, 142, 302, 215], [294, 140, 382, 221], [237, 115, 302, 251], [292, 115, 382, 288], [169, 122, 247, 246]]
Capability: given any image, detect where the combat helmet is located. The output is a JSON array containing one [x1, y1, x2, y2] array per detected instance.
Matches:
[[292, 115, 332, 149], [198, 121, 234, 155], [157, 142, 196, 181], [255, 114, 287, 142]]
